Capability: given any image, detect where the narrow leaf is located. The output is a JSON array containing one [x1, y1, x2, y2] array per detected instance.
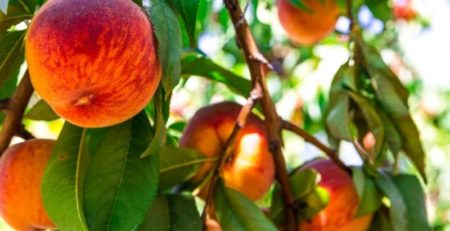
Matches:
[[375, 173, 407, 231], [393, 174, 430, 231], [214, 180, 277, 231], [146, 0, 182, 96], [159, 145, 212, 191], [352, 167, 382, 217], [348, 92, 385, 159], [42, 123, 90, 231], [25, 99, 59, 121], [325, 64, 355, 141], [141, 89, 167, 158], [83, 112, 159, 231], [359, 41, 426, 180], [0, 30, 25, 87], [168, 0, 200, 47], [181, 51, 251, 97], [43, 113, 159, 231], [140, 195, 201, 231], [0, 1, 31, 33]]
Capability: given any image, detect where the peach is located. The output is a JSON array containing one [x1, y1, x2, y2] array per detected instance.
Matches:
[[277, 0, 340, 45], [299, 158, 373, 231], [180, 102, 275, 201], [0, 139, 56, 231], [25, 0, 161, 128]]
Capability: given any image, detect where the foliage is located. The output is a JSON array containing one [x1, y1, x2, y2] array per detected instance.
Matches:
[[0, 0, 441, 230]]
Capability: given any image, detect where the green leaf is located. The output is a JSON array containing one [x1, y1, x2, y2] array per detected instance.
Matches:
[[352, 167, 382, 217], [25, 99, 59, 121], [159, 146, 213, 191], [0, 1, 31, 33], [139, 196, 170, 230], [42, 113, 159, 231], [181, 51, 251, 97], [146, 0, 182, 96], [140, 195, 202, 231], [269, 169, 321, 225], [348, 92, 384, 159], [325, 64, 355, 141], [359, 41, 426, 180], [375, 172, 407, 231], [141, 89, 167, 158], [0, 30, 25, 87], [298, 186, 329, 220], [214, 180, 277, 231], [378, 111, 402, 159], [369, 208, 394, 231], [42, 123, 89, 231], [167, 195, 202, 230], [366, 0, 393, 22], [167, 0, 199, 47], [393, 174, 430, 231]]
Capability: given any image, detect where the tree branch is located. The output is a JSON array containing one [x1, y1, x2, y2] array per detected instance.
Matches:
[[281, 120, 348, 171], [0, 71, 34, 155], [223, 0, 298, 230]]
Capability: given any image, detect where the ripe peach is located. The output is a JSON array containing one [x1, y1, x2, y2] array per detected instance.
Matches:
[[25, 0, 161, 128], [0, 139, 56, 231], [180, 102, 275, 201], [277, 0, 340, 45], [299, 158, 373, 231]]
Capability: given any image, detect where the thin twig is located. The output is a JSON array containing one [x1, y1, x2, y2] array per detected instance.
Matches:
[[15, 123, 35, 140], [201, 89, 261, 230], [281, 120, 348, 172], [223, 0, 298, 230], [0, 71, 34, 155]]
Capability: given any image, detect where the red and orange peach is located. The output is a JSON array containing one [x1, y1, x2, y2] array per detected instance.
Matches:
[[26, 0, 161, 128], [298, 158, 373, 231], [180, 102, 275, 201], [0, 139, 56, 231], [277, 0, 340, 45]]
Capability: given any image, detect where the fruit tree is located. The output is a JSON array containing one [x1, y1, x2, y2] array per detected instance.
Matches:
[[0, 0, 440, 230]]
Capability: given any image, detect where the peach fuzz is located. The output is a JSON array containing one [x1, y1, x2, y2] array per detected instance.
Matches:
[[277, 0, 340, 45], [25, 0, 161, 128], [299, 158, 373, 231], [180, 102, 275, 201], [0, 139, 56, 231]]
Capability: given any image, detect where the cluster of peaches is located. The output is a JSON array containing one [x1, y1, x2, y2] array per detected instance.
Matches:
[[0, 0, 375, 230]]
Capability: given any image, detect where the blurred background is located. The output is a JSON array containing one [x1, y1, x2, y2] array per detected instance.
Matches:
[[1, 0, 449, 230]]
